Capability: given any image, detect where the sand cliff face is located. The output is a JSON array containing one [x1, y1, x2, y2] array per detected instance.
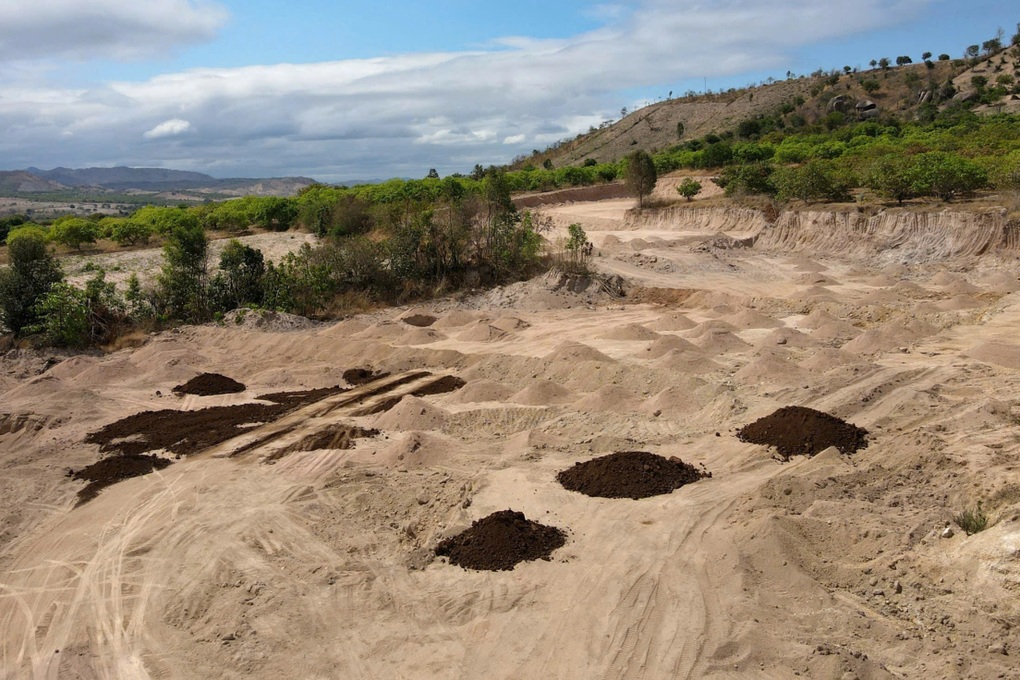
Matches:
[[622, 205, 1019, 263]]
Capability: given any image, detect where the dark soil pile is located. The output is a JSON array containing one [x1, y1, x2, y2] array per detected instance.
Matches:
[[69, 454, 172, 504], [342, 368, 390, 386], [435, 510, 566, 571], [172, 373, 246, 396], [557, 451, 710, 500], [736, 406, 869, 459], [411, 376, 466, 397], [87, 387, 348, 457], [402, 314, 437, 327]]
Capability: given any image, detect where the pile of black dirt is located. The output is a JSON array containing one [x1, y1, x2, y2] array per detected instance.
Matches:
[[557, 451, 710, 500], [410, 376, 466, 397], [172, 373, 246, 396], [736, 406, 869, 459], [342, 368, 391, 386], [401, 314, 437, 327], [257, 385, 347, 407], [266, 424, 381, 462], [69, 454, 172, 504], [435, 510, 566, 571]]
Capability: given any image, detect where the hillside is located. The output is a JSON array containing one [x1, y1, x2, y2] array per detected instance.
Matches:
[[0, 171, 67, 194], [535, 52, 1015, 168]]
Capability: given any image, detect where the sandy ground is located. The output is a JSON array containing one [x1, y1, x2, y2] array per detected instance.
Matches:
[[3, 197, 1020, 679]]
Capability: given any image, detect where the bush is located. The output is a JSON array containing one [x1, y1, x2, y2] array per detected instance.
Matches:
[[153, 220, 209, 321], [33, 270, 123, 348], [906, 152, 988, 201], [954, 504, 988, 535], [48, 217, 99, 251], [109, 220, 152, 246], [210, 240, 266, 311], [772, 159, 854, 203], [677, 177, 703, 201], [717, 162, 776, 197], [0, 227, 64, 335]]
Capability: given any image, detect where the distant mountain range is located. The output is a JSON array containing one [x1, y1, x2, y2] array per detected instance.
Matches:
[[0, 166, 320, 198]]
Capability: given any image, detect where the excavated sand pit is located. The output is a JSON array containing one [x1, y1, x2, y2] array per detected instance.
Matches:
[[68, 454, 172, 504], [172, 372, 246, 396], [435, 510, 566, 571], [736, 406, 869, 459], [558, 451, 711, 499]]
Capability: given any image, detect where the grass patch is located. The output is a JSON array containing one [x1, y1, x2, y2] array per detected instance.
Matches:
[[954, 503, 989, 535]]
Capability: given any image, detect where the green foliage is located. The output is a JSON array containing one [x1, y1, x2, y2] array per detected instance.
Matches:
[[0, 214, 28, 244], [954, 503, 988, 535], [861, 79, 881, 94], [108, 219, 152, 246], [863, 155, 916, 204], [905, 151, 987, 201], [210, 240, 266, 310], [772, 159, 855, 203], [48, 217, 99, 251], [559, 223, 591, 274], [33, 270, 123, 348], [154, 220, 209, 321], [717, 162, 776, 197], [624, 150, 657, 208], [0, 227, 64, 335], [677, 177, 703, 202], [132, 206, 200, 236]]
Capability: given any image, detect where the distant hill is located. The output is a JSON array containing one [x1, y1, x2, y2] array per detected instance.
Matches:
[[531, 52, 1015, 169], [9, 166, 318, 198]]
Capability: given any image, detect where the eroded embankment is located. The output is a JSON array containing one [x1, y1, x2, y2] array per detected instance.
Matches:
[[626, 205, 1019, 262]]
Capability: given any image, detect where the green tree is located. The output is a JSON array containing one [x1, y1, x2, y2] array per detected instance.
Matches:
[[33, 270, 123, 348], [154, 220, 209, 321], [561, 223, 591, 274], [896, 55, 913, 66], [109, 220, 152, 246], [624, 150, 657, 208], [210, 240, 266, 311], [0, 227, 64, 335], [677, 177, 703, 202], [772, 159, 854, 204], [906, 152, 987, 201], [922, 51, 932, 61], [864, 155, 915, 205], [965, 44, 980, 60], [253, 197, 297, 231], [48, 217, 98, 251], [878, 57, 891, 70], [861, 79, 881, 94], [676, 122, 685, 139]]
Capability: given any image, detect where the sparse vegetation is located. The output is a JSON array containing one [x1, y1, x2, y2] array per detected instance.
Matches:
[[954, 503, 989, 535]]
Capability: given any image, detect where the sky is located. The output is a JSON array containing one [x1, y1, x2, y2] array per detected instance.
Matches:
[[0, 0, 1016, 182]]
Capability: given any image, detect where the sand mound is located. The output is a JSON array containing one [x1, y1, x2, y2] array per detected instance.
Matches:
[[734, 354, 808, 385], [965, 342, 1020, 370], [491, 316, 531, 332], [597, 323, 661, 341], [934, 295, 982, 311], [725, 310, 783, 329], [809, 321, 861, 343], [435, 510, 566, 571], [172, 373, 246, 396], [653, 349, 722, 374], [457, 323, 508, 342], [648, 313, 697, 331], [737, 406, 869, 459], [371, 396, 450, 431], [688, 319, 738, 337], [936, 277, 982, 295], [573, 385, 642, 413], [976, 272, 1020, 293], [798, 309, 840, 330], [795, 273, 838, 286], [353, 322, 407, 340], [546, 342, 615, 364], [558, 451, 710, 499], [393, 328, 446, 346], [401, 313, 437, 327], [510, 380, 575, 405], [644, 383, 709, 416], [789, 258, 827, 272], [861, 275, 897, 287], [376, 431, 457, 467], [229, 309, 317, 332], [801, 348, 858, 372], [692, 330, 751, 354], [799, 286, 839, 302], [763, 328, 818, 348], [450, 379, 515, 404], [641, 335, 700, 359], [433, 310, 485, 329]]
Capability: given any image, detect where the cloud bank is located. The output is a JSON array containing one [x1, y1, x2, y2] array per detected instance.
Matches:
[[0, 0, 931, 180]]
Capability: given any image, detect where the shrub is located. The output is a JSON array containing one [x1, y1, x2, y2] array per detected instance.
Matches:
[[773, 159, 854, 203], [906, 152, 988, 201], [33, 270, 123, 348], [48, 217, 98, 251], [153, 220, 209, 321], [0, 227, 64, 335], [954, 504, 988, 535], [677, 177, 703, 201], [110, 220, 152, 246]]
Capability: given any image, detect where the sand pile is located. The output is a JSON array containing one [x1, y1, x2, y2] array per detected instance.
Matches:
[[725, 310, 782, 329], [648, 313, 697, 331], [491, 316, 531, 332], [692, 330, 751, 354], [457, 323, 508, 342], [653, 349, 721, 374], [557, 451, 710, 499], [736, 406, 869, 459], [435, 510, 566, 571], [273, 424, 380, 459], [69, 454, 172, 504], [966, 342, 1020, 370], [597, 324, 661, 341], [546, 342, 615, 363], [432, 310, 483, 329], [642, 335, 700, 358], [450, 379, 514, 404], [172, 373, 246, 396], [511, 380, 575, 405], [764, 328, 818, 348]]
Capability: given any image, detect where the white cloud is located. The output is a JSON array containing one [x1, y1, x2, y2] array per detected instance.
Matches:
[[143, 119, 193, 139], [0, 0, 934, 180], [0, 0, 228, 62]]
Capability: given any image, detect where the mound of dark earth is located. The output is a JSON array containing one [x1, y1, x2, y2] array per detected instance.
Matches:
[[361, 376, 466, 415], [69, 454, 172, 504], [266, 424, 380, 463], [435, 510, 566, 571], [736, 405, 869, 459], [557, 451, 710, 500], [342, 368, 390, 386], [402, 314, 437, 327], [172, 373, 246, 396]]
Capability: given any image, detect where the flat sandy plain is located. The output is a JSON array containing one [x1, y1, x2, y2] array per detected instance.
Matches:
[[3, 195, 1020, 679]]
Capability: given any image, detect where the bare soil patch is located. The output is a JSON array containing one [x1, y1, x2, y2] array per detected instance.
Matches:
[[435, 510, 566, 571], [342, 368, 390, 386], [736, 406, 869, 459], [558, 451, 711, 499], [172, 373, 246, 396], [68, 454, 172, 504]]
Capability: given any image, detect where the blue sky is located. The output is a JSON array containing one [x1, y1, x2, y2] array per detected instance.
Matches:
[[0, 1, 1016, 181]]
